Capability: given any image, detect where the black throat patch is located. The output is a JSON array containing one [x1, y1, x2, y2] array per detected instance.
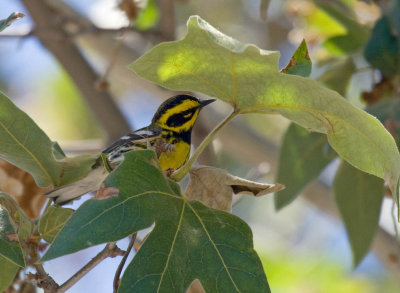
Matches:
[[162, 129, 191, 144]]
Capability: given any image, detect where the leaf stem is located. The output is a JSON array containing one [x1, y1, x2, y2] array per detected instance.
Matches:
[[101, 152, 113, 173], [57, 242, 124, 293], [171, 110, 238, 181], [113, 233, 137, 293]]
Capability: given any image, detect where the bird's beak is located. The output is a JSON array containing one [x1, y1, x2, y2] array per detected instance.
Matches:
[[199, 99, 216, 108]]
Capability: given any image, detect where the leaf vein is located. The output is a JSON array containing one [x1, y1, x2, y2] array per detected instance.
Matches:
[[244, 104, 392, 167], [187, 203, 241, 292], [157, 202, 185, 292]]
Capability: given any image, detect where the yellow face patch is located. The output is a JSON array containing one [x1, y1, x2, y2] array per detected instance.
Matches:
[[157, 99, 199, 125], [156, 99, 201, 132]]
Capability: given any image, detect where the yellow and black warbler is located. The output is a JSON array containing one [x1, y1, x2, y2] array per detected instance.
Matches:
[[47, 94, 215, 204]]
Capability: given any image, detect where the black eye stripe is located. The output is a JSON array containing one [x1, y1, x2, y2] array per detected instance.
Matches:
[[166, 110, 196, 127]]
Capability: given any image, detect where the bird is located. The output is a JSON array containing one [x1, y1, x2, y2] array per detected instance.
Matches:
[[46, 94, 216, 204]]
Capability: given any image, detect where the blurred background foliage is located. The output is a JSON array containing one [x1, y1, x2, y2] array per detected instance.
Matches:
[[1, 0, 400, 292]]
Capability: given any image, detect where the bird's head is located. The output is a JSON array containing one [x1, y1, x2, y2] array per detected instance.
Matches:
[[152, 95, 215, 132]]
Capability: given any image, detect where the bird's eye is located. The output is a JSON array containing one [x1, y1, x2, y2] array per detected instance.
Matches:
[[183, 112, 193, 119]]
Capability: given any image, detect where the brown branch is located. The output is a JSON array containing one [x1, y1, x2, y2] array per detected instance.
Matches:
[[57, 242, 124, 293], [113, 233, 137, 293], [157, 0, 175, 40], [0, 27, 163, 39], [24, 238, 59, 293], [33, 263, 59, 292], [20, 0, 131, 142]]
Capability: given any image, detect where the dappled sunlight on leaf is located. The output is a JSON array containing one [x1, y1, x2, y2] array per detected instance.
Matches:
[[130, 15, 400, 202]]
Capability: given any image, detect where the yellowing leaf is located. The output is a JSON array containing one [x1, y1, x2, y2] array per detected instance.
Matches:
[[130, 15, 400, 200]]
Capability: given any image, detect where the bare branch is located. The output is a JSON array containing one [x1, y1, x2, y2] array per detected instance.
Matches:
[[20, 0, 131, 142], [157, 0, 175, 40], [57, 242, 124, 293], [33, 263, 59, 293]]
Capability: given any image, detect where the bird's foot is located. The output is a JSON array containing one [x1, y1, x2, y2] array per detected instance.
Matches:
[[154, 138, 176, 157]]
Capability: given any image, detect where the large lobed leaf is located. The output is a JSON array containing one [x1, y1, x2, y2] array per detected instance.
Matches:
[[42, 150, 269, 293], [0, 91, 97, 187], [130, 15, 400, 198]]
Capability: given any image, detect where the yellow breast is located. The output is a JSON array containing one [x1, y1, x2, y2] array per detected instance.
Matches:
[[158, 141, 190, 171]]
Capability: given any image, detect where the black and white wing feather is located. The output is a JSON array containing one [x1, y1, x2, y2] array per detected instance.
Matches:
[[104, 127, 162, 162]]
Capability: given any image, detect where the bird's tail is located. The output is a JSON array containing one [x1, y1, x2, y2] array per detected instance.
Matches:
[[46, 166, 108, 205]]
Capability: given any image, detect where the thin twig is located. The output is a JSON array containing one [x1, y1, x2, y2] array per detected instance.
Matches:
[[97, 28, 129, 91], [113, 233, 137, 293], [392, 200, 400, 243], [21, 0, 131, 142], [157, 0, 175, 40], [57, 242, 124, 293], [26, 238, 59, 293], [33, 263, 59, 292]]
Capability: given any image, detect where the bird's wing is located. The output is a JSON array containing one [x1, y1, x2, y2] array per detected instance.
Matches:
[[103, 127, 162, 160]]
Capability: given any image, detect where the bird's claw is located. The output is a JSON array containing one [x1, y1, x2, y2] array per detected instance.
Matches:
[[154, 138, 176, 157]]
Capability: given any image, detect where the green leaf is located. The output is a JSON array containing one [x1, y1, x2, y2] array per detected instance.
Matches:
[[280, 40, 311, 77], [0, 193, 32, 244], [42, 150, 269, 292], [364, 17, 399, 77], [0, 255, 19, 292], [0, 91, 97, 187], [333, 161, 384, 266], [314, 0, 369, 55], [275, 40, 334, 209], [0, 202, 25, 268], [275, 124, 336, 210], [389, 0, 400, 46], [39, 206, 74, 243], [318, 57, 356, 96], [134, 0, 160, 30], [130, 15, 400, 197], [0, 12, 25, 32]]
